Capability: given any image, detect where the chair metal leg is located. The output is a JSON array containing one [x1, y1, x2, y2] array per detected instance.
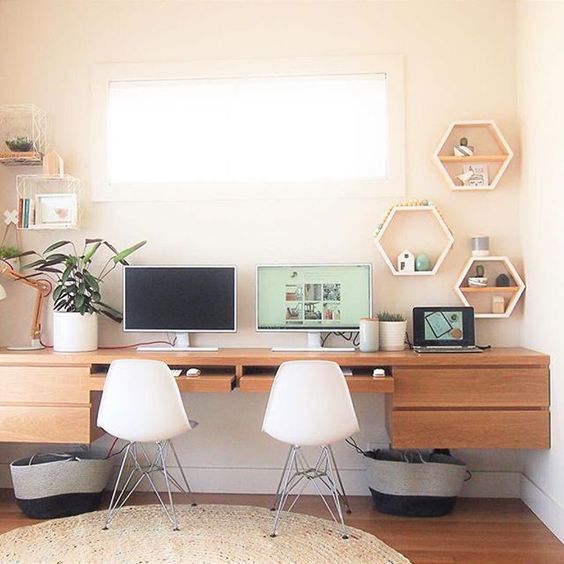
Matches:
[[271, 445, 298, 538], [168, 440, 197, 506], [102, 439, 193, 531], [324, 446, 350, 539], [103, 442, 132, 530], [328, 445, 352, 514], [158, 441, 179, 531], [269, 444, 350, 539], [270, 447, 293, 511]]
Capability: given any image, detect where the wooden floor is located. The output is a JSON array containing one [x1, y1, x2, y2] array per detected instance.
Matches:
[[0, 490, 562, 563]]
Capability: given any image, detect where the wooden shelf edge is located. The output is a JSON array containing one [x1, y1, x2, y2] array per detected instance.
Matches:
[[460, 286, 520, 293], [439, 155, 507, 163]]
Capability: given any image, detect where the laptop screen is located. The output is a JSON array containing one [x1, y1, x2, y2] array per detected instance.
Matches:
[[413, 306, 475, 347]]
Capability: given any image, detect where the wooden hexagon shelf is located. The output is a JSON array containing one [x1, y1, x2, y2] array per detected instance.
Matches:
[[454, 256, 525, 318], [433, 120, 513, 191], [375, 205, 454, 276]]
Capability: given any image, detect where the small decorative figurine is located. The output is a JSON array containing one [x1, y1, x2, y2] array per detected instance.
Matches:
[[397, 250, 415, 273], [496, 273, 511, 287], [415, 253, 431, 271], [453, 136, 474, 157]]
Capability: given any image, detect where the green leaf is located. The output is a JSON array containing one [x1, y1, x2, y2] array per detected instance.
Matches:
[[11, 250, 37, 259], [83, 271, 100, 292], [52, 285, 65, 302], [37, 267, 63, 274], [75, 294, 85, 309], [61, 265, 73, 284], [98, 308, 123, 323], [22, 258, 48, 270], [83, 241, 102, 263], [112, 240, 147, 264], [44, 240, 72, 254], [44, 253, 68, 263], [85, 238, 103, 244]]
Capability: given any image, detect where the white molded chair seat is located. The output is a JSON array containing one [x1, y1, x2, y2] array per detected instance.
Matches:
[[97, 359, 197, 530], [98, 359, 193, 442], [262, 360, 360, 538]]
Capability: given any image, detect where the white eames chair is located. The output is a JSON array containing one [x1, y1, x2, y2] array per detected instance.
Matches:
[[98, 359, 197, 530], [262, 361, 360, 539]]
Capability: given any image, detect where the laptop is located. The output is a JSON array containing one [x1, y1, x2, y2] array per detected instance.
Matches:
[[412, 306, 483, 353]]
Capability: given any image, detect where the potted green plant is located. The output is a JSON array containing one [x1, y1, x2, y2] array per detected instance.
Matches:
[[377, 311, 407, 351], [0, 245, 21, 271], [22, 238, 146, 352]]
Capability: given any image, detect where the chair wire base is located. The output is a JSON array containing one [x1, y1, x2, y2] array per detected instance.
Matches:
[[270, 445, 351, 539], [103, 440, 197, 531]]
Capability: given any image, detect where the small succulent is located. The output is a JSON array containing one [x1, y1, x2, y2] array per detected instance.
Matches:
[[459, 137, 469, 146], [5, 136, 34, 152], [376, 311, 406, 322], [0, 245, 20, 260]]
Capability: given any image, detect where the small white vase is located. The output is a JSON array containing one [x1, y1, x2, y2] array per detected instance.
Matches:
[[53, 312, 98, 352], [379, 320, 407, 351], [359, 318, 379, 352]]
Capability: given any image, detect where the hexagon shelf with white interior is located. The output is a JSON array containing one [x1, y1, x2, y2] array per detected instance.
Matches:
[[454, 256, 525, 318], [374, 205, 454, 276], [432, 120, 513, 191]]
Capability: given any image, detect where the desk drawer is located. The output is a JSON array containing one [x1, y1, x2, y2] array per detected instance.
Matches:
[[392, 409, 550, 449], [0, 405, 95, 443], [0, 367, 90, 404], [394, 367, 549, 408]]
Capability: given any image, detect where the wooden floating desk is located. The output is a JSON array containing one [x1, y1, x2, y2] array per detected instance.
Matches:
[[0, 347, 550, 450]]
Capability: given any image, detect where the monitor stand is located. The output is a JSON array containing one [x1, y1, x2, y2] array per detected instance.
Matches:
[[272, 332, 355, 353], [137, 333, 219, 352]]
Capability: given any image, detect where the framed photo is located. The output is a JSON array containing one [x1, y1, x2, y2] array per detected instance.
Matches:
[[35, 193, 78, 227], [462, 163, 489, 187]]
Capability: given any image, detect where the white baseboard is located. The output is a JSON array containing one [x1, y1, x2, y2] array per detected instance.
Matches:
[[521, 474, 564, 543], [0, 461, 520, 498]]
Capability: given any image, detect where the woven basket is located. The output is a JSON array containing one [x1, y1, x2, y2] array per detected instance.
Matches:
[[365, 449, 468, 517], [10, 453, 112, 519]]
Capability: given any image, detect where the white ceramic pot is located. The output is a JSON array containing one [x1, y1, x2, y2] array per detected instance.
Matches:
[[379, 320, 407, 351], [53, 312, 98, 352], [359, 318, 379, 352]]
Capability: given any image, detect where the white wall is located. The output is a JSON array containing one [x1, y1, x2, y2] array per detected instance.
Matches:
[[517, 0, 564, 542], [0, 0, 524, 495]]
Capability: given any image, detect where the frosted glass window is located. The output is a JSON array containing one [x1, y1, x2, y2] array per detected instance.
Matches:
[[107, 74, 388, 184]]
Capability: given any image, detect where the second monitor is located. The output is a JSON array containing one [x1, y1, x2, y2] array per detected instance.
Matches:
[[256, 264, 372, 351]]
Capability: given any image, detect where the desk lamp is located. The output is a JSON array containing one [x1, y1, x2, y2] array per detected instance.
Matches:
[[0, 262, 50, 350]]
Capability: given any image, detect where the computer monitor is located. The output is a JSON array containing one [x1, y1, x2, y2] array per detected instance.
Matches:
[[123, 266, 237, 351], [256, 264, 372, 351]]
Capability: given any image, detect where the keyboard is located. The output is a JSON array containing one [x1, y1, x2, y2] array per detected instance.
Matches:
[[414, 346, 483, 354]]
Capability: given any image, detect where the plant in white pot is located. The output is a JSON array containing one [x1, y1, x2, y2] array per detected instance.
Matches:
[[377, 311, 407, 351], [0, 245, 21, 271], [22, 238, 146, 352]]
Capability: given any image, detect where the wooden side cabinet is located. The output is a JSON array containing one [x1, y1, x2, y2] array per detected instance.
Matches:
[[389, 366, 550, 449], [0, 365, 103, 444]]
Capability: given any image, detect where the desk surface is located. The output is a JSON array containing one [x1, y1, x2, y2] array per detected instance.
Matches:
[[0, 346, 550, 367]]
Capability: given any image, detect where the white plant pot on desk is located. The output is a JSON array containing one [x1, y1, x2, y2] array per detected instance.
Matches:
[[379, 320, 407, 351], [53, 312, 98, 352]]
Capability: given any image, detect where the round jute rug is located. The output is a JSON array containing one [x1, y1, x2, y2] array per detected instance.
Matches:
[[0, 504, 410, 563]]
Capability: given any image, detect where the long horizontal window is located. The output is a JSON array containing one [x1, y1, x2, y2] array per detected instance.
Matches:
[[107, 74, 388, 184]]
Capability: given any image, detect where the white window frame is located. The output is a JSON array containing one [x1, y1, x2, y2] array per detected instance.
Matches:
[[91, 55, 404, 202]]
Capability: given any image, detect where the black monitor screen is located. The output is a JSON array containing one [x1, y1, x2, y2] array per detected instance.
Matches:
[[124, 266, 236, 332]]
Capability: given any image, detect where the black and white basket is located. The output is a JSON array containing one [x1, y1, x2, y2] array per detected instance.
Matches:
[[10, 453, 112, 519], [365, 449, 468, 517]]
